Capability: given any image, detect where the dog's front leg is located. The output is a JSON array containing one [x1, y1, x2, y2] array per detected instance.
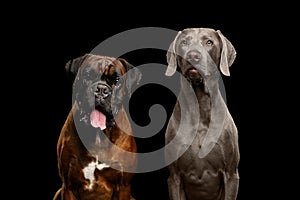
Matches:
[[113, 184, 133, 200], [168, 164, 186, 200], [60, 188, 77, 200], [223, 171, 239, 200], [52, 188, 62, 200]]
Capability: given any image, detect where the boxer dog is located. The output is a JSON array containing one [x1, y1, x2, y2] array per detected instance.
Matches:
[[53, 54, 141, 200], [164, 28, 240, 200]]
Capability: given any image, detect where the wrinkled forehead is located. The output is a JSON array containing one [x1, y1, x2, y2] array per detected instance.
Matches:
[[82, 55, 126, 75], [179, 28, 219, 41]]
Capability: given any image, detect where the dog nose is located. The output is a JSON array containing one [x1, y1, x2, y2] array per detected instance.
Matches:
[[96, 84, 111, 98], [186, 50, 202, 63]]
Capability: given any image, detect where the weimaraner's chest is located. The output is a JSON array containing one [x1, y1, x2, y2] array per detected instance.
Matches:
[[177, 139, 225, 199]]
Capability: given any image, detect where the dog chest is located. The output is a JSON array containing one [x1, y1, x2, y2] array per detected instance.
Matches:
[[182, 168, 223, 200], [173, 139, 225, 198], [178, 153, 224, 199], [82, 160, 110, 190]]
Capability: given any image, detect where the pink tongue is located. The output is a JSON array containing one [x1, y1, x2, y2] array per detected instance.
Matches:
[[90, 109, 106, 130]]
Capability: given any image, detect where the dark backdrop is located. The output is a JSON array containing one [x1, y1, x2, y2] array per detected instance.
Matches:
[[11, 3, 288, 200], [44, 22, 245, 200]]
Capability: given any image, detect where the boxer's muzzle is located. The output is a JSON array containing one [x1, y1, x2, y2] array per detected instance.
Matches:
[[87, 81, 117, 130], [94, 82, 112, 108]]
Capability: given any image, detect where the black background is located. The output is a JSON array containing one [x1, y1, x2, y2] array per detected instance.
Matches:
[[6, 2, 294, 200]]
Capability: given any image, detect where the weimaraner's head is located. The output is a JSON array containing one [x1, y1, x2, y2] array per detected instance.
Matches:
[[165, 28, 236, 83]]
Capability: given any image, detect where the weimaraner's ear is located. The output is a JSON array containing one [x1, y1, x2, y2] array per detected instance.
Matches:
[[217, 30, 237, 76], [165, 31, 181, 76]]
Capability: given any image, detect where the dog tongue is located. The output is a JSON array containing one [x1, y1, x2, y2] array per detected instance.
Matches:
[[90, 110, 106, 130]]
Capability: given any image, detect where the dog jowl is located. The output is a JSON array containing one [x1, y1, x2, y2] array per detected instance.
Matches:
[[53, 54, 141, 200], [165, 28, 240, 200]]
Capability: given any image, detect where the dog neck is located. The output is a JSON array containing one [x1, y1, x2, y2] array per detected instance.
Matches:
[[114, 107, 132, 133], [67, 102, 108, 148], [179, 74, 228, 135], [193, 75, 229, 158], [192, 84, 211, 129], [70, 102, 133, 146]]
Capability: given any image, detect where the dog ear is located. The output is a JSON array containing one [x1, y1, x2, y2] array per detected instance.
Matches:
[[216, 30, 237, 76], [65, 53, 91, 83], [165, 31, 181, 76], [117, 58, 142, 96]]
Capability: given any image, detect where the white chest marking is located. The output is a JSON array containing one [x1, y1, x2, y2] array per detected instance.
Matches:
[[96, 163, 110, 170], [82, 160, 110, 189]]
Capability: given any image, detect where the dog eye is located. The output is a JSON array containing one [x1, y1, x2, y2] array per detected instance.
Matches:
[[206, 40, 214, 46], [114, 77, 123, 87], [84, 69, 95, 78], [181, 40, 187, 45], [85, 71, 92, 78]]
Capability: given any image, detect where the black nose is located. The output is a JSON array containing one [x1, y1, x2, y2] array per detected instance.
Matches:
[[186, 50, 202, 63], [96, 84, 111, 99]]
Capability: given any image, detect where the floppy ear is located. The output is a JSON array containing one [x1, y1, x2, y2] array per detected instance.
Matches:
[[216, 30, 237, 76], [165, 31, 181, 76], [65, 53, 90, 83], [118, 58, 142, 96]]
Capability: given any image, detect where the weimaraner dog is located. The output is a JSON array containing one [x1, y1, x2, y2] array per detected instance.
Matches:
[[164, 28, 240, 200]]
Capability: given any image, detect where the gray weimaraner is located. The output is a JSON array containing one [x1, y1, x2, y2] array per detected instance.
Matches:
[[165, 28, 240, 200]]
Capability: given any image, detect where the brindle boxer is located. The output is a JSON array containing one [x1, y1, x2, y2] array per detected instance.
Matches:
[[165, 28, 240, 200], [53, 54, 141, 200]]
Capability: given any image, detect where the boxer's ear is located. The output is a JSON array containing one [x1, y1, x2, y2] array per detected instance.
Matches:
[[118, 58, 142, 96], [165, 31, 181, 76], [216, 30, 236, 76], [65, 53, 91, 83]]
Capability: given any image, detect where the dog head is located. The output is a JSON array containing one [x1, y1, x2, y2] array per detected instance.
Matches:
[[165, 28, 236, 85], [66, 54, 141, 130]]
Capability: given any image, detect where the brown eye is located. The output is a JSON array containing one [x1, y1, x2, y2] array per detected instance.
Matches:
[[114, 78, 120, 84], [206, 40, 213, 46], [114, 77, 123, 87], [84, 69, 94, 79], [181, 39, 187, 45]]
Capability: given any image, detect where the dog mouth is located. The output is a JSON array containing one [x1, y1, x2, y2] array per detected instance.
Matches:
[[185, 66, 203, 83], [183, 65, 210, 93], [90, 109, 107, 130], [87, 84, 117, 130], [90, 108, 115, 130]]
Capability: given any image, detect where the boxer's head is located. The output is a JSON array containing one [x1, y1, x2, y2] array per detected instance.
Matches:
[[66, 54, 142, 130]]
